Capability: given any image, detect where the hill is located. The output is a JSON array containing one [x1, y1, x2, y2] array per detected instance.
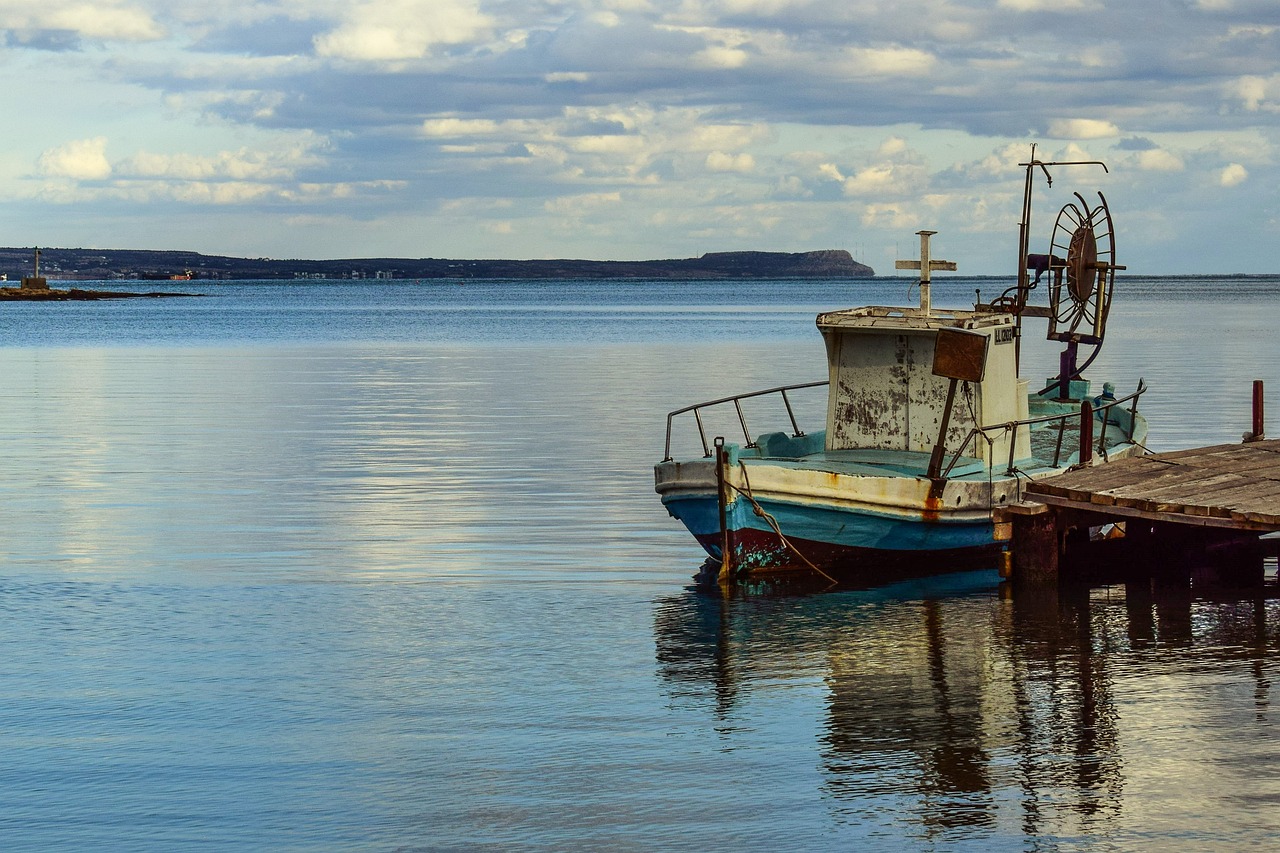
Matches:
[[0, 247, 874, 281]]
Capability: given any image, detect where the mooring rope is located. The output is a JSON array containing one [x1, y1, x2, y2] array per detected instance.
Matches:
[[728, 461, 840, 586]]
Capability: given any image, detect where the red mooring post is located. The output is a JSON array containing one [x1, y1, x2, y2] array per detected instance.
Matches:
[[1249, 379, 1265, 442], [1079, 399, 1093, 464]]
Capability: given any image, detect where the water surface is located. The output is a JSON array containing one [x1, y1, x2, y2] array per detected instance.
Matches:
[[0, 277, 1277, 850]]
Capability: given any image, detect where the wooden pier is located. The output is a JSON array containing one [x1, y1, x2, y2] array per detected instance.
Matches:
[[997, 436, 1280, 586]]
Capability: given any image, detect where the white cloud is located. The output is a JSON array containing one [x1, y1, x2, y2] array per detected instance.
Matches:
[[37, 137, 112, 180], [422, 118, 506, 137], [842, 163, 926, 198], [314, 0, 492, 61], [817, 163, 845, 182], [1229, 75, 1278, 112], [694, 44, 749, 68], [998, 0, 1099, 10], [877, 137, 909, 157], [1047, 119, 1121, 139], [860, 203, 917, 230], [544, 192, 622, 214], [119, 145, 322, 182], [1135, 149, 1184, 171], [840, 46, 936, 77], [0, 2, 164, 41], [1220, 163, 1248, 187], [706, 151, 755, 172]]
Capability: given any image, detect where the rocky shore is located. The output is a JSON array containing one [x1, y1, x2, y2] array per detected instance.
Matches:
[[0, 279, 198, 301]]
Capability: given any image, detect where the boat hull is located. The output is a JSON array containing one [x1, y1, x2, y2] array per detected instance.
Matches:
[[655, 454, 1015, 580], [662, 492, 1002, 579]]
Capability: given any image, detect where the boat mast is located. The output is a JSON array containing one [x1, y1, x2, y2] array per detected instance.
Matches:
[[1013, 146, 1108, 372], [895, 230, 956, 315]]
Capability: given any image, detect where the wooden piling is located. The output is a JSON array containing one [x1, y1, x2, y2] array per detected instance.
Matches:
[[1003, 502, 1059, 585], [1247, 379, 1265, 442], [715, 437, 732, 583], [1078, 399, 1093, 464]]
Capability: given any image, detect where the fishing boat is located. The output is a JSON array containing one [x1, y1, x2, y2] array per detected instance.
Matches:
[[654, 150, 1149, 584]]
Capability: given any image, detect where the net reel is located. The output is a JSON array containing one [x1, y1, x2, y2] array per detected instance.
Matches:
[[1046, 191, 1117, 345], [1041, 190, 1122, 398]]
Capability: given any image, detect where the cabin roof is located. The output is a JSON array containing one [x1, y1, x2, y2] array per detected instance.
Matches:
[[816, 305, 1013, 332]]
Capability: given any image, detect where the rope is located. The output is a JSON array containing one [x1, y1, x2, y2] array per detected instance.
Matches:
[[961, 382, 1002, 515], [729, 462, 840, 586]]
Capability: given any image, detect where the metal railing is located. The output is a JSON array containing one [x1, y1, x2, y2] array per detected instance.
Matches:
[[662, 380, 828, 461], [938, 378, 1146, 480], [661, 376, 1146, 477]]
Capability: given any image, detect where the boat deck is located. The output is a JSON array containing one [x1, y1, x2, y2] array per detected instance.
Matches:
[[743, 419, 1140, 483]]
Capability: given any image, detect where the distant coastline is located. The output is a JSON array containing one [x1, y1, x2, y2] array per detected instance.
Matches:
[[0, 247, 874, 281]]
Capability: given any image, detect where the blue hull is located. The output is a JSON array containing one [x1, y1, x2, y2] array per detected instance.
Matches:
[[662, 493, 999, 575]]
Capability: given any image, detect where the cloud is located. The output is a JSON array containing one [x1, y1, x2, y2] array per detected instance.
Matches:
[[5, 28, 80, 50], [1135, 149, 1185, 171], [1047, 119, 1122, 139], [1229, 75, 1278, 112], [0, 2, 164, 42], [840, 45, 936, 77], [1220, 163, 1248, 187], [841, 163, 926, 198], [997, 0, 1099, 10], [37, 137, 112, 180], [118, 145, 324, 182], [544, 191, 622, 214], [313, 0, 492, 61], [422, 118, 507, 137], [705, 151, 755, 172], [860, 203, 917, 230], [4, 0, 1280, 271]]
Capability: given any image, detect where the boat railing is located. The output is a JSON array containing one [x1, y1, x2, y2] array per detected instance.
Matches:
[[662, 380, 828, 462], [938, 378, 1146, 480]]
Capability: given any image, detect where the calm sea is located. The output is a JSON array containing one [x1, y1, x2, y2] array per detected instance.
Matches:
[[0, 276, 1276, 850]]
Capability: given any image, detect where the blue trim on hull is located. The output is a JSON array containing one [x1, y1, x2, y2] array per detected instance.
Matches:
[[662, 493, 996, 568]]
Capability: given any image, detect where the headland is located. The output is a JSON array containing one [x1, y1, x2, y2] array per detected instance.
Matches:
[[0, 247, 874, 281]]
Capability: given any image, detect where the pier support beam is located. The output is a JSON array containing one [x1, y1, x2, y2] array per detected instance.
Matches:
[[1005, 502, 1059, 585]]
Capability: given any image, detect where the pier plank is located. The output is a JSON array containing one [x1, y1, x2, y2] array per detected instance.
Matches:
[[1021, 439, 1280, 534]]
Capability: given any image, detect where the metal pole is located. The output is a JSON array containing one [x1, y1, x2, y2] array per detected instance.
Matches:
[[1098, 402, 1110, 461], [781, 389, 804, 437], [1058, 340, 1077, 400], [733, 399, 753, 447], [927, 377, 958, 481]]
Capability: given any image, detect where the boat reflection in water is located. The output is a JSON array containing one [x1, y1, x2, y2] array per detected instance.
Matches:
[[654, 571, 1280, 844]]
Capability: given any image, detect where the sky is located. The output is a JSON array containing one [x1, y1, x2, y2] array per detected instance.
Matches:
[[1, 0, 1277, 274]]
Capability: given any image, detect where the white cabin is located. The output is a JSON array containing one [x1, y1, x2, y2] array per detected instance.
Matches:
[[816, 306, 1031, 468]]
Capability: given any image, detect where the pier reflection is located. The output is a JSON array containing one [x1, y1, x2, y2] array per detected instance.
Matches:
[[653, 570, 1280, 839]]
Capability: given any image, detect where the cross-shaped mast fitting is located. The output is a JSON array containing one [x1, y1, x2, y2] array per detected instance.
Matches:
[[894, 230, 956, 315]]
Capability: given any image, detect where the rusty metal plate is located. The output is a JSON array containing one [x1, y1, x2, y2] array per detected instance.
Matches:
[[932, 326, 989, 382]]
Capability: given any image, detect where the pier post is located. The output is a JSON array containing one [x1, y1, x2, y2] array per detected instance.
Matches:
[[1006, 502, 1060, 585], [1246, 379, 1265, 441], [1078, 400, 1093, 464], [715, 437, 733, 583]]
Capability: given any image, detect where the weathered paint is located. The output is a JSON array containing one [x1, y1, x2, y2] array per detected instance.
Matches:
[[654, 403, 1148, 578], [818, 307, 1030, 466]]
